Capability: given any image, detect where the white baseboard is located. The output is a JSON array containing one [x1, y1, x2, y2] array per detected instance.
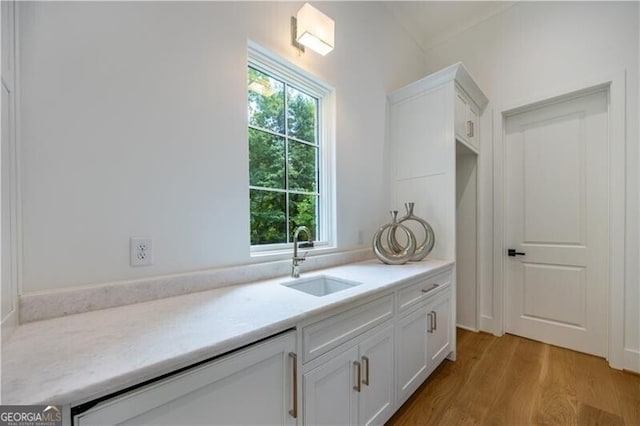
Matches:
[[456, 323, 478, 332], [623, 348, 640, 374]]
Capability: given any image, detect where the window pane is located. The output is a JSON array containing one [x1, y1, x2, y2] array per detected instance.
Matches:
[[287, 86, 317, 143], [250, 189, 287, 245], [249, 128, 285, 189], [248, 67, 285, 134], [288, 141, 318, 192], [289, 193, 318, 242]]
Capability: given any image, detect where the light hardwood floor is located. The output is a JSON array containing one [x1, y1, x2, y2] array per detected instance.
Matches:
[[389, 329, 640, 426]]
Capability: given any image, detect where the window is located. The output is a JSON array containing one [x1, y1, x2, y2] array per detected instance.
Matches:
[[247, 43, 334, 252]]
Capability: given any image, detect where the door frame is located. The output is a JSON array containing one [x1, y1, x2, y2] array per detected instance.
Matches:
[[492, 70, 626, 368]]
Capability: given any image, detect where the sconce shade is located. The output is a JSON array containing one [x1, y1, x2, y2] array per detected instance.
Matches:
[[296, 3, 334, 56]]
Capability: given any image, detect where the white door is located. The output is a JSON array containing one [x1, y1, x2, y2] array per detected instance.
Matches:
[[505, 89, 609, 357]]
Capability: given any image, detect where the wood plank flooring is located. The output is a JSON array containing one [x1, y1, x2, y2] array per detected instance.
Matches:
[[388, 329, 640, 426]]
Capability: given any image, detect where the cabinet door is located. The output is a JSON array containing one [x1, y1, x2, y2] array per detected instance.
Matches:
[[358, 325, 394, 426], [395, 306, 428, 406], [467, 104, 480, 150], [303, 346, 359, 426], [454, 90, 469, 142], [74, 332, 297, 426], [427, 293, 452, 368]]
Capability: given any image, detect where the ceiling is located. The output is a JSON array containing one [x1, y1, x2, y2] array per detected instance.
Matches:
[[382, 1, 516, 52]]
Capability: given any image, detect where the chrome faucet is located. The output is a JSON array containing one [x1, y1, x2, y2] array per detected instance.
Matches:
[[291, 226, 313, 278]]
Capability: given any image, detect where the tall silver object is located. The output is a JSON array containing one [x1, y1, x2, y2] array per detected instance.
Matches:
[[372, 210, 416, 265], [389, 202, 435, 261]]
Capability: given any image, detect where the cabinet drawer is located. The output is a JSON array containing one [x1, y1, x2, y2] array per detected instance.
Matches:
[[397, 269, 452, 313], [73, 331, 296, 426], [302, 295, 393, 363]]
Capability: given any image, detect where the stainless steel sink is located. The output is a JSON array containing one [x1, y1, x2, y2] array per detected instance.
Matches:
[[281, 275, 362, 297]]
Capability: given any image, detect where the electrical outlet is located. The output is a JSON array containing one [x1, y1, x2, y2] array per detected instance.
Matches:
[[130, 237, 152, 267]]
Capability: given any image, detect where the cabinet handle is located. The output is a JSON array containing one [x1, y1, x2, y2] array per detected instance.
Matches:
[[467, 120, 474, 137], [362, 356, 370, 386], [421, 283, 440, 294], [288, 352, 297, 419], [353, 361, 362, 392], [427, 312, 433, 333], [432, 311, 437, 330]]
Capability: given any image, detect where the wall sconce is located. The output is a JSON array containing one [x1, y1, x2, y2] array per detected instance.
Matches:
[[291, 3, 335, 56]]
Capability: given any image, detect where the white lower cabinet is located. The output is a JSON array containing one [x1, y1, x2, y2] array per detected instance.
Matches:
[[396, 289, 452, 407], [73, 331, 297, 426], [358, 325, 394, 426], [396, 305, 429, 405], [303, 346, 359, 426], [303, 324, 394, 426], [426, 292, 452, 369]]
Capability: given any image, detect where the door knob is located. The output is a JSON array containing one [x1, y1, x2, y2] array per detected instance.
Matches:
[[508, 249, 525, 257]]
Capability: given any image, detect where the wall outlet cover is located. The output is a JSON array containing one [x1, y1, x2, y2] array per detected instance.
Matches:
[[130, 237, 152, 267]]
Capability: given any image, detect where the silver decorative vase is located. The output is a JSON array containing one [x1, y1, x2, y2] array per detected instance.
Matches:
[[389, 202, 435, 261], [372, 210, 416, 265]]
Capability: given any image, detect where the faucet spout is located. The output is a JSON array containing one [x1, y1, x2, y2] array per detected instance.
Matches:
[[292, 226, 313, 278]]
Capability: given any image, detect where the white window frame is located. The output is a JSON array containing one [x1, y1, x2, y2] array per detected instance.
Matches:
[[248, 42, 336, 256]]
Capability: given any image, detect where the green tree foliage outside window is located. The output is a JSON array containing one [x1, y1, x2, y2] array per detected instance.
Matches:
[[248, 67, 320, 245]]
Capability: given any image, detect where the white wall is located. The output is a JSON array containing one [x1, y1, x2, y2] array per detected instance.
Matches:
[[421, 1, 639, 370], [15, 2, 425, 292]]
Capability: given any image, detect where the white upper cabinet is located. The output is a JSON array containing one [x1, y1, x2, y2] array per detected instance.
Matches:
[[454, 86, 481, 152], [387, 63, 488, 260]]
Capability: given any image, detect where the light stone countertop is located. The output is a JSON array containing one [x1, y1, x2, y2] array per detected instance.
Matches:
[[2, 259, 453, 406]]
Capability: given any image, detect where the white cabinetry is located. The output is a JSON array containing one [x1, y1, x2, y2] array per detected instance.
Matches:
[[301, 296, 394, 426], [303, 346, 359, 426], [454, 86, 480, 152], [71, 267, 455, 426], [303, 325, 394, 426], [395, 270, 453, 407], [426, 291, 452, 368], [73, 331, 297, 426], [389, 63, 487, 332], [396, 304, 429, 404], [358, 325, 394, 426]]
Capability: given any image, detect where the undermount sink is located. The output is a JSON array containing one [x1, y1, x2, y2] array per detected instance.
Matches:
[[281, 275, 362, 297]]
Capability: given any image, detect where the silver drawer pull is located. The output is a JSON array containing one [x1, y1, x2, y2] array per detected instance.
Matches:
[[427, 312, 433, 333], [362, 356, 370, 386], [353, 361, 362, 392], [288, 352, 298, 418], [421, 283, 440, 294]]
